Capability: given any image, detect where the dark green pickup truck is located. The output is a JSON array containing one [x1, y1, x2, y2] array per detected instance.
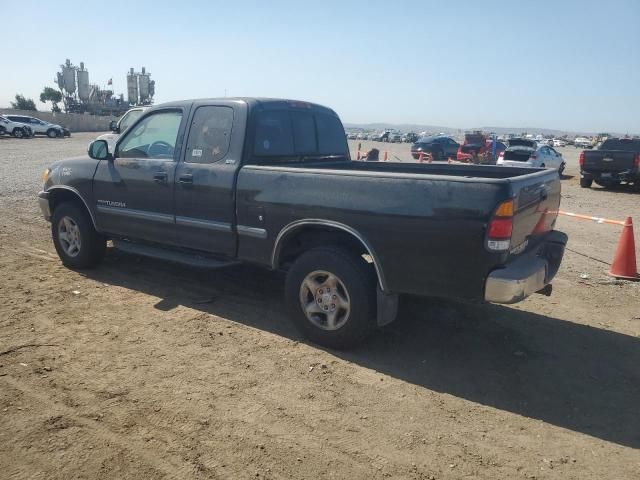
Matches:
[[38, 98, 567, 348]]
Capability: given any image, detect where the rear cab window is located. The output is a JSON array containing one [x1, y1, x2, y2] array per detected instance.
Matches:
[[252, 106, 348, 162]]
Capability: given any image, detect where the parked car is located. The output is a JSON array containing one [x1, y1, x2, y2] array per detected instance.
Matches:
[[370, 131, 391, 142], [402, 132, 418, 143], [4, 114, 68, 138], [457, 132, 488, 162], [457, 133, 506, 164], [38, 97, 566, 349], [0, 115, 33, 138], [497, 139, 565, 173], [579, 137, 640, 188], [574, 137, 593, 149], [553, 139, 567, 147], [411, 135, 460, 160], [389, 132, 402, 143], [97, 107, 148, 153], [347, 132, 357, 140]]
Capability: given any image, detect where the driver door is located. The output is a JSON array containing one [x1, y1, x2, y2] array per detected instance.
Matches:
[[93, 108, 187, 243]]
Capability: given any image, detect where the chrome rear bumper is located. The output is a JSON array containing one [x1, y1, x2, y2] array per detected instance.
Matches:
[[485, 231, 567, 304]]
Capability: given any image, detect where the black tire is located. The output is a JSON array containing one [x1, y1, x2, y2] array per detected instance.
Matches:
[[285, 246, 376, 349], [580, 177, 593, 188], [51, 202, 106, 268], [0, 127, 5, 136], [47, 128, 58, 138], [12, 128, 24, 138], [558, 163, 565, 176]]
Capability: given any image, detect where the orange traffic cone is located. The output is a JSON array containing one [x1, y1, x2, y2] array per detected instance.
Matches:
[[418, 152, 424, 163], [531, 208, 549, 235], [608, 217, 638, 280]]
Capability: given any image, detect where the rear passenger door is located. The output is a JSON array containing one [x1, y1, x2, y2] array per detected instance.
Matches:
[[173, 105, 238, 256]]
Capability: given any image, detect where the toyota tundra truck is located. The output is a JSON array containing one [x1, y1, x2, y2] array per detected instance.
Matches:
[[38, 98, 567, 348]]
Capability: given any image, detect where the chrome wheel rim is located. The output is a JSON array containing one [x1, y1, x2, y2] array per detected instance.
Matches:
[[58, 216, 81, 257], [299, 270, 350, 331]]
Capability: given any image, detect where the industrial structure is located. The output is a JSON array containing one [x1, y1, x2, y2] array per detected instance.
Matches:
[[55, 59, 155, 116]]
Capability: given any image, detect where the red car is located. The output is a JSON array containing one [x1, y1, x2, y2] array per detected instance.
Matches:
[[457, 132, 506, 164]]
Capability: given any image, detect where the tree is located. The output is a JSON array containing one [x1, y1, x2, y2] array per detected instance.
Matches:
[[40, 87, 63, 112], [10, 94, 37, 111]]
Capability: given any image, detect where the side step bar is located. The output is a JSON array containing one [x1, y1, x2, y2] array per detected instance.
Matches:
[[113, 240, 239, 269]]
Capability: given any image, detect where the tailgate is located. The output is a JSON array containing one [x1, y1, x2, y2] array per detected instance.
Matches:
[[509, 169, 561, 254], [583, 150, 636, 171]]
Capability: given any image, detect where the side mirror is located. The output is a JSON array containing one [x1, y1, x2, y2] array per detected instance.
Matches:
[[109, 120, 119, 133], [88, 140, 112, 160]]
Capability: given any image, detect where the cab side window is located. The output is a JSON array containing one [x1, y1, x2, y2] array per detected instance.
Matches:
[[117, 110, 183, 159], [185, 106, 234, 164]]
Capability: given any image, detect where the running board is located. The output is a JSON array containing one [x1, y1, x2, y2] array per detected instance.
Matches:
[[113, 240, 239, 269]]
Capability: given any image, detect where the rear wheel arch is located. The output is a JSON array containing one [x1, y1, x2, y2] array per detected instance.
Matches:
[[272, 220, 387, 292]]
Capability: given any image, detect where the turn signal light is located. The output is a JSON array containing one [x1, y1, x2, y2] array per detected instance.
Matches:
[[579, 151, 585, 168], [494, 199, 514, 217]]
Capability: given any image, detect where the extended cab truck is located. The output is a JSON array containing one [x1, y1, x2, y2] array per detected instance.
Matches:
[[38, 98, 567, 348], [579, 138, 640, 188]]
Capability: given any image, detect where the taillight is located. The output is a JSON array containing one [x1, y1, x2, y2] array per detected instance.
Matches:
[[487, 199, 513, 251], [498, 151, 504, 158], [530, 153, 538, 160], [634, 152, 640, 167], [579, 151, 585, 168]]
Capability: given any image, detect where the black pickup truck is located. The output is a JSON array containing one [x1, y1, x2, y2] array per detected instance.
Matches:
[[580, 138, 640, 188], [38, 98, 567, 348]]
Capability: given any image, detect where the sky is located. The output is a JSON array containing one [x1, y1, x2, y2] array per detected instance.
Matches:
[[2, 0, 639, 133]]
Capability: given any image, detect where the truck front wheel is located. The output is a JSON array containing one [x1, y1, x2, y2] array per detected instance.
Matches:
[[51, 202, 106, 268], [285, 246, 376, 349]]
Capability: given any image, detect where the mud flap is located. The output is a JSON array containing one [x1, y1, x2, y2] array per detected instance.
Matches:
[[377, 286, 398, 327]]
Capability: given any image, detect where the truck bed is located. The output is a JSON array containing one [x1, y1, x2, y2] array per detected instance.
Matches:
[[236, 160, 561, 300]]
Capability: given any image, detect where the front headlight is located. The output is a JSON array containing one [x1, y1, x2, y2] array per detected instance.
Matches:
[[42, 168, 49, 184]]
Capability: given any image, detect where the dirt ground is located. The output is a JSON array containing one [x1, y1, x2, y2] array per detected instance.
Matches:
[[1, 133, 639, 479]]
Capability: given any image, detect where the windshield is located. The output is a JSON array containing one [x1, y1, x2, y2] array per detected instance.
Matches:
[[120, 110, 145, 131]]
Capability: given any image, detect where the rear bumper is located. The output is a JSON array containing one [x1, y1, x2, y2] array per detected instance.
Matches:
[[38, 191, 51, 221], [581, 169, 639, 182], [484, 230, 567, 304]]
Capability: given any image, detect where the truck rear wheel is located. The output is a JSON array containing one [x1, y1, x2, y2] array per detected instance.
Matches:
[[285, 246, 376, 349], [52, 202, 106, 268], [580, 177, 592, 188]]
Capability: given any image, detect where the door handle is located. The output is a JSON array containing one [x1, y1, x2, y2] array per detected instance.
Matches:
[[178, 174, 193, 184], [153, 172, 168, 184]]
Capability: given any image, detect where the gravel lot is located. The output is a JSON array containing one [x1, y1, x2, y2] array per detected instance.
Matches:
[[1, 133, 639, 479]]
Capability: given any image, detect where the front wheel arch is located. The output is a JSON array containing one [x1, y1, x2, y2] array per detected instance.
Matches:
[[48, 188, 98, 230]]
